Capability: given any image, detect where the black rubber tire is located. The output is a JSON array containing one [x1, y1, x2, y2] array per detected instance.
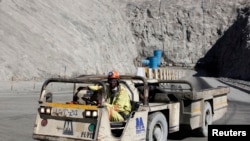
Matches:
[[147, 112, 168, 141], [197, 101, 213, 137]]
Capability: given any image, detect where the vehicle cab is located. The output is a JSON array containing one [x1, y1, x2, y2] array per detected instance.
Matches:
[[32, 75, 149, 141]]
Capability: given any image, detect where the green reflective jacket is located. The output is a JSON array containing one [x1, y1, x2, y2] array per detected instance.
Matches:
[[89, 84, 131, 116]]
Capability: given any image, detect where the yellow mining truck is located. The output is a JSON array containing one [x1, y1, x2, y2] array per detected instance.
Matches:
[[32, 75, 229, 141]]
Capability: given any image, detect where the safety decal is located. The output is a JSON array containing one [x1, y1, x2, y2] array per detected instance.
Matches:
[[136, 117, 145, 134]]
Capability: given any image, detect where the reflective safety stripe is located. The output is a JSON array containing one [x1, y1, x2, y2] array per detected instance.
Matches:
[[45, 102, 98, 110]]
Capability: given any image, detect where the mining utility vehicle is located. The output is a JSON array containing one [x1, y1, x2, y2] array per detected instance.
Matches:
[[32, 75, 229, 141]]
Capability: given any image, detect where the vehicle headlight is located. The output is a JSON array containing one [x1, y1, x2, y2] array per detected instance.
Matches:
[[85, 111, 91, 117], [92, 111, 98, 117], [39, 106, 45, 114], [45, 107, 51, 114], [39, 106, 51, 115], [85, 110, 98, 118]]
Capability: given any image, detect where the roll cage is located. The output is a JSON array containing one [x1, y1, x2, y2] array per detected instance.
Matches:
[[38, 75, 149, 106]]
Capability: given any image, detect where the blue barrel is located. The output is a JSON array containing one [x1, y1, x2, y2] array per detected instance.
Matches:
[[141, 59, 150, 66], [149, 56, 158, 69], [154, 50, 162, 66]]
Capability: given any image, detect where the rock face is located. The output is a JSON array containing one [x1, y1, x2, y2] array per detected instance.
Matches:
[[0, 0, 249, 81], [200, 7, 250, 80], [0, 0, 137, 80], [126, 0, 250, 80]]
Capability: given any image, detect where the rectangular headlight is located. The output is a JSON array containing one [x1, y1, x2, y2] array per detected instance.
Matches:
[[85, 110, 98, 118], [85, 111, 91, 117], [45, 107, 51, 114], [92, 111, 98, 117], [39, 106, 51, 115], [39, 106, 45, 114]]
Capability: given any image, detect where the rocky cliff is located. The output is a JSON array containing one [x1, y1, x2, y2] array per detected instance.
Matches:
[[200, 6, 250, 80], [126, 0, 250, 80], [0, 0, 137, 80], [0, 0, 249, 81]]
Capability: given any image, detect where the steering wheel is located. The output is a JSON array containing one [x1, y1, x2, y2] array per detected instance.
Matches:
[[81, 97, 97, 105]]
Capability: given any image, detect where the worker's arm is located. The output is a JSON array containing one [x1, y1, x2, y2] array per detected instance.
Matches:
[[88, 85, 103, 91]]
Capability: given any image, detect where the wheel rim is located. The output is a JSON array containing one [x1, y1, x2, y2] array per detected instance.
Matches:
[[153, 124, 163, 140]]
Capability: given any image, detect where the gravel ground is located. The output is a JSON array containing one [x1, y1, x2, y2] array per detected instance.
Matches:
[[218, 77, 250, 93]]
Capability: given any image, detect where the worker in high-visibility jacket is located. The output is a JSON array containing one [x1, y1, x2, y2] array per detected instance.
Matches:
[[89, 70, 131, 122]]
